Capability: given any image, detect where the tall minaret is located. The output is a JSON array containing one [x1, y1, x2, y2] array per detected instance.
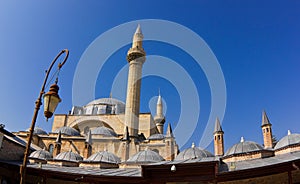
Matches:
[[125, 24, 146, 138], [213, 117, 224, 156], [154, 92, 165, 134], [261, 110, 273, 149]]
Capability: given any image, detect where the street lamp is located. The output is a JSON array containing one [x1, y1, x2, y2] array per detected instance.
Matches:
[[19, 49, 69, 184]]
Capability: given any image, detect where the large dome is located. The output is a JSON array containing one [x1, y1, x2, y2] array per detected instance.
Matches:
[[175, 144, 214, 160], [86, 151, 121, 164], [53, 126, 80, 136], [91, 126, 117, 137], [55, 150, 83, 162], [225, 138, 263, 156], [71, 98, 125, 115], [29, 149, 52, 160], [87, 98, 125, 106], [274, 131, 300, 150], [26, 127, 47, 135], [127, 149, 164, 163]]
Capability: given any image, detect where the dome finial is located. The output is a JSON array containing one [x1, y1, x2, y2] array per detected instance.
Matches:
[[191, 142, 195, 148], [240, 137, 245, 143], [288, 130, 291, 135]]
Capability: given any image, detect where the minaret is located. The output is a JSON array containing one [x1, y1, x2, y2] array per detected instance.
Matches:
[[154, 92, 166, 134], [213, 117, 224, 156], [261, 110, 273, 149], [125, 24, 146, 138], [53, 131, 62, 157], [83, 130, 92, 159], [165, 123, 176, 160]]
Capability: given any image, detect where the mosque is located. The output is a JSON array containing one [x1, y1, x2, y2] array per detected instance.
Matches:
[[1, 25, 300, 183]]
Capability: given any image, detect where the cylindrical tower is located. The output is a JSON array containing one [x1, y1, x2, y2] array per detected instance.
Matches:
[[125, 24, 146, 138], [154, 93, 165, 134]]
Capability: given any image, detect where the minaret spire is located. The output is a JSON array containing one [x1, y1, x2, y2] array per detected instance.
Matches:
[[53, 131, 62, 157], [83, 130, 92, 159], [261, 110, 273, 149], [154, 90, 165, 134], [213, 117, 224, 156], [124, 24, 146, 139], [166, 123, 173, 137]]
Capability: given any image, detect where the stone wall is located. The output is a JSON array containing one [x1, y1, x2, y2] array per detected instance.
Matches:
[[0, 137, 25, 161]]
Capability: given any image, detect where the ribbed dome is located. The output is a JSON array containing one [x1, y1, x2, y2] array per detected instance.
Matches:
[[148, 134, 165, 140], [55, 150, 83, 161], [225, 139, 263, 156], [29, 149, 52, 160], [53, 126, 80, 136], [127, 149, 164, 163], [27, 127, 47, 135], [86, 151, 121, 164], [91, 126, 117, 137], [275, 133, 300, 150], [87, 98, 125, 106], [175, 144, 214, 160]]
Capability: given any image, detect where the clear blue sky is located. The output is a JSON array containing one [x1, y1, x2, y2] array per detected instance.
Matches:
[[0, 1, 299, 152]]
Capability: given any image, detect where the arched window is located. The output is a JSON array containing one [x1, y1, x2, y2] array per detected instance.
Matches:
[[153, 149, 159, 154], [48, 144, 54, 156]]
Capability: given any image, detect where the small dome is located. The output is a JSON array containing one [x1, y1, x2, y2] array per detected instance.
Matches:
[[91, 126, 117, 137], [225, 139, 263, 156], [53, 126, 80, 136], [29, 149, 52, 160], [27, 127, 47, 135], [55, 150, 83, 161], [86, 151, 121, 164], [175, 144, 213, 160], [148, 134, 165, 140], [127, 149, 164, 163], [275, 132, 300, 150]]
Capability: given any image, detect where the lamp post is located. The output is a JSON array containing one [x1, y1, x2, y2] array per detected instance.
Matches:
[[19, 49, 69, 184]]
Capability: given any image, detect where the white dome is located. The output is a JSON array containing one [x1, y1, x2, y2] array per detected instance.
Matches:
[[53, 126, 80, 136], [29, 149, 52, 160], [127, 149, 164, 163], [71, 98, 125, 115], [86, 151, 121, 164], [55, 150, 83, 161], [91, 126, 117, 137]]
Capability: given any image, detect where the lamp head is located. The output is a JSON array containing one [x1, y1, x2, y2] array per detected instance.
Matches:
[[43, 83, 61, 120]]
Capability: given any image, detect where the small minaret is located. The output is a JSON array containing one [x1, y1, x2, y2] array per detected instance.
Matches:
[[154, 92, 166, 134], [213, 117, 224, 156], [83, 130, 92, 159], [261, 110, 273, 149], [165, 123, 176, 160], [124, 24, 146, 139], [165, 123, 174, 138], [53, 131, 62, 157]]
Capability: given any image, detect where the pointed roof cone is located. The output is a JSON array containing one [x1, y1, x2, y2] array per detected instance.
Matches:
[[135, 24, 142, 34], [262, 110, 271, 126], [55, 131, 62, 144], [123, 126, 130, 141], [157, 94, 162, 105], [214, 117, 223, 133], [85, 130, 92, 145], [166, 123, 174, 137]]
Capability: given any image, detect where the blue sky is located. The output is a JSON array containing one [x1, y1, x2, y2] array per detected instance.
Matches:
[[0, 1, 299, 152]]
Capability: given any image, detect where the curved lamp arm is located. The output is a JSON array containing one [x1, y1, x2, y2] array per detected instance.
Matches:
[[20, 49, 69, 184]]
